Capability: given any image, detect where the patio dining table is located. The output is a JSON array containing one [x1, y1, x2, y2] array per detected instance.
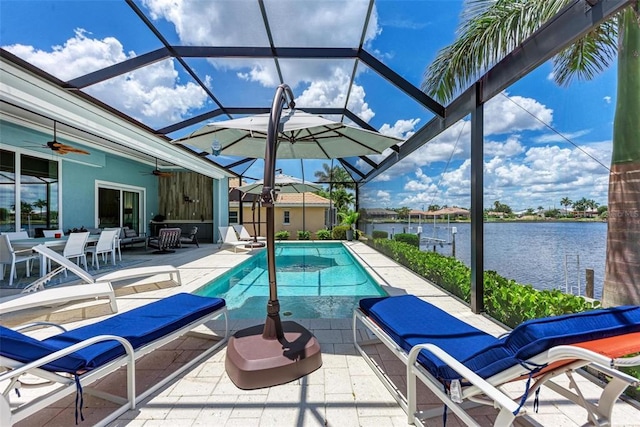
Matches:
[[11, 235, 99, 277]]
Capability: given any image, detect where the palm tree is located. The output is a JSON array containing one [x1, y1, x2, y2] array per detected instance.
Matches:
[[560, 197, 573, 216], [314, 163, 354, 190], [423, 1, 640, 306], [33, 198, 47, 219]]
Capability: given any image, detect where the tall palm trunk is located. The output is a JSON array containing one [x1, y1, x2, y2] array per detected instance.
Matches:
[[602, 7, 640, 306]]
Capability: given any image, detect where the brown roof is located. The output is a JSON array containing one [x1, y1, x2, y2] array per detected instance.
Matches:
[[276, 192, 330, 206]]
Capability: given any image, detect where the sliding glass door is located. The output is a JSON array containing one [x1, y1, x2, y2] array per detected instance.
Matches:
[[97, 182, 144, 233]]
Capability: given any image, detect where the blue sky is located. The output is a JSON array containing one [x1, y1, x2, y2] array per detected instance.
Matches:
[[0, 0, 617, 211]]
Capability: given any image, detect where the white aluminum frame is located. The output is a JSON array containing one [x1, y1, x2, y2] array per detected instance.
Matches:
[[353, 307, 640, 426]]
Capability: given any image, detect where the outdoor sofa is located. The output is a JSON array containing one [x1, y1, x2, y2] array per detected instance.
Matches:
[[353, 294, 640, 426]]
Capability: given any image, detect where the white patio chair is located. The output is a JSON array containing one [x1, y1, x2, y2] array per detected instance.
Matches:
[[1, 231, 30, 241], [42, 229, 65, 238], [103, 227, 122, 261], [85, 229, 119, 269], [233, 224, 266, 241], [0, 234, 38, 287], [61, 231, 89, 273]]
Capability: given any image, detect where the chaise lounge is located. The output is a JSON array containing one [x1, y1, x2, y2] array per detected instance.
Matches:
[[353, 295, 640, 426], [0, 245, 182, 315], [0, 292, 228, 426]]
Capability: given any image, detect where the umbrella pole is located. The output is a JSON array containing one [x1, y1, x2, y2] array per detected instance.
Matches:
[[225, 84, 322, 390]]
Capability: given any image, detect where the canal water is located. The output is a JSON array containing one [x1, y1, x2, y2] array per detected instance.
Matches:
[[364, 221, 607, 299]]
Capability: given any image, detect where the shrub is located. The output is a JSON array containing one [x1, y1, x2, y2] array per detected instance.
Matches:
[[372, 230, 388, 240], [369, 238, 599, 328], [315, 229, 331, 240], [275, 230, 290, 240], [297, 230, 311, 240], [394, 233, 419, 247], [331, 225, 350, 240]]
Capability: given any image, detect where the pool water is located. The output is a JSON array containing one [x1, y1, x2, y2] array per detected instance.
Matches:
[[195, 242, 387, 319]]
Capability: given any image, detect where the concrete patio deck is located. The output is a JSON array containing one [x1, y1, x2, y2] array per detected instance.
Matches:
[[2, 242, 639, 426]]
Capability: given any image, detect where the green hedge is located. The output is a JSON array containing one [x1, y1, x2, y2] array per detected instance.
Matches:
[[275, 230, 290, 240], [394, 233, 419, 247], [371, 238, 599, 328], [372, 230, 388, 239]]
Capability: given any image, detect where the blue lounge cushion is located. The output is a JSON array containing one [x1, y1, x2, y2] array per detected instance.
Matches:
[[360, 295, 640, 381], [0, 293, 226, 374], [359, 295, 500, 380]]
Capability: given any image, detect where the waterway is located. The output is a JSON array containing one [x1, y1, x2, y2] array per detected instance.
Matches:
[[364, 221, 607, 299]]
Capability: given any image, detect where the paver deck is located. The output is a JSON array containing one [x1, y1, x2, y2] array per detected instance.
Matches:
[[2, 242, 639, 426]]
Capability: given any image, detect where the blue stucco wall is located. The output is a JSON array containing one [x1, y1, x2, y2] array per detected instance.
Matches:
[[62, 155, 159, 232]]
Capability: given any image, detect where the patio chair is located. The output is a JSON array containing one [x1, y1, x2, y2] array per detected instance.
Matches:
[[180, 226, 200, 247], [85, 229, 119, 269], [61, 231, 89, 273], [0, 231, 30, 241], [233, 224, 266, 242], [0, 245, 182, 315], [353, 295, 640, 426], [0, 234, 38, 287], [0, 292, 228, 426], [103, 227, 122, 261], [218, 226, 251, 253], [147, 227, 182, 254]]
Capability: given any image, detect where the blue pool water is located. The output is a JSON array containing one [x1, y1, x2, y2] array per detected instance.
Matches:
[[195, 242, 387, 319]]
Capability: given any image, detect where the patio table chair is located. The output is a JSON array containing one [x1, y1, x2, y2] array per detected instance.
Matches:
[[85, 229, 119, 269], [61, 231, 89, 273], [354, 294, 640, 426], [0, 234, 38, 287]]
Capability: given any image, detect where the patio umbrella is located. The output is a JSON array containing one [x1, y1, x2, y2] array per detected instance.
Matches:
[[237, 173, 323, 194], [238, 173, 323, 240], [172, 84, 402, 389], [172, 109, 401, 159]]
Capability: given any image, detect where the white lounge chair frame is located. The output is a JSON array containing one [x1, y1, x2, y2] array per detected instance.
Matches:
[[0, 245, 182, 315], [233, 224, 266, 241], [353, 308, 640, 426], [218, 226, 251, 253], [0, 302, 229, 426]]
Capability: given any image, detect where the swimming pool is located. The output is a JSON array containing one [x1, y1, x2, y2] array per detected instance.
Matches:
[[195, 242, 387, 319]]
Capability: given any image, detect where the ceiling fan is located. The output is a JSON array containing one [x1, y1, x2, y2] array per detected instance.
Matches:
[[42, 121, 90, 155], [143, 158, 172, 177]]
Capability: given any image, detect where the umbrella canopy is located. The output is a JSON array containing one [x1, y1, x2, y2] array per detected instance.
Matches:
[[172, 109, 403, 159], [237, 173, 323, 195]]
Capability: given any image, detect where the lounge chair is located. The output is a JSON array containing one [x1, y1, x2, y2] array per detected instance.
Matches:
[[233, 224, 266, 242], [353, 295, 640, 426], [0, 292, 228, 426], [180, 226, 200, 247], [218, 226, 251, 253], [0, 245, 181, 315]]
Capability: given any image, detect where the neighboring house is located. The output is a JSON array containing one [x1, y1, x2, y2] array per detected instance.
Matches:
[[229, 187, 331, 237]]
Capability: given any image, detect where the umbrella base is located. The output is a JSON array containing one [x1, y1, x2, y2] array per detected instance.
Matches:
[[225, 321, 322, 390]]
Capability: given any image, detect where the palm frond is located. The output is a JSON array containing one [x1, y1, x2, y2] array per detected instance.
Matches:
[[422, 0, 570, 103], [553, 20, 618, 86]]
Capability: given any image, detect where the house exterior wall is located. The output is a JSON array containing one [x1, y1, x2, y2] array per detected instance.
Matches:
[[236, 205, 329, 238]]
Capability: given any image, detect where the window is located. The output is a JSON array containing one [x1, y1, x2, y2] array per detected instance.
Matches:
[[0, 149, 60, 234], [229, 210, 238, 224], [283, 210, 290, 225]]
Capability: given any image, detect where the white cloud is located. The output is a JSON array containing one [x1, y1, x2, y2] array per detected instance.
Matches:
[[142, 0, 381, 119], [2, 29, 209, 128], [533, 129, 591, 144], [379, 118, 420, 139], [603, 96, 612, 104], [484, 92, 553, 135]]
